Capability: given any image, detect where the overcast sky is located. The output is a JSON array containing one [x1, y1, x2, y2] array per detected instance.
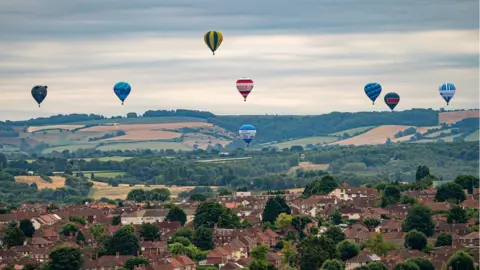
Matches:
[[0, 0, 478, 120]]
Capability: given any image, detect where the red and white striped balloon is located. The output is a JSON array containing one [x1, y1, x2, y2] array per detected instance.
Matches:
[[236, 78, 254, 101]]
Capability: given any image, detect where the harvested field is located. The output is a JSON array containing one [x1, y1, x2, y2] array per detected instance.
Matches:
[[197, 157, 252, 163], [28, 125, 85, 132], [89, 182, 220, 199], [15, 176, 66, 189], [82, 122, 212, 142], [330, 126, 375, 136], [288, 162, 329, 174], [332, 125, 413, 145], [439, 110, 479, 124]]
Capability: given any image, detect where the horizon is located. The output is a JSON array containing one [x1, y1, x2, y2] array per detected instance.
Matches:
[[2, 107, 480, 123], [0, 0, 479, 120]]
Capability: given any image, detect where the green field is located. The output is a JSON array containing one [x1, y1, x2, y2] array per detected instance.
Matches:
[[465, 130, 479, 141], [197, 157, 252, 163], [42, 143, 98, 154], [269, 136, 338, 149], [71, 156, 132, 162], [92, 171, 125, 178], [440, 133, 464, 142], [70, 116, 206, 126], [329, 126, 375, 136], [96, 141, 191, 151]]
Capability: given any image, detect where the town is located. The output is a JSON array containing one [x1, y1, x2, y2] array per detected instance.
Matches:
[[0, 166, 477, 270]]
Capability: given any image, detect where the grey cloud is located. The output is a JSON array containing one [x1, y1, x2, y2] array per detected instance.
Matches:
[[0, 0, 478, 41]]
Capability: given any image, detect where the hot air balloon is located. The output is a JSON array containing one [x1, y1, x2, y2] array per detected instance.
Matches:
[[439, 82, 456, 105], [31, 85, 48, 107], [204, 31, 223, 55], [384, 92, 400, 111], [113, 82, 131, 105], [236, 78, 254, 101], [239, 124, 257, 146], [364, 82, 382, 105]]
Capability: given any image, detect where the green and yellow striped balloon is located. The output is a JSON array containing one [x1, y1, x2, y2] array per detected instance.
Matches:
[[204, 31, 223, 55]]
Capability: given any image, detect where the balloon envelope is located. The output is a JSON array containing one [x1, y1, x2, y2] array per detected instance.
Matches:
[[31, 85, 48, 107], [204, 31, 223, 55], [113, 82, 131, 105], [236, 78, 254, 101], [239, 124, 257, 144], [364, 82, 382, 104], [384, 92, 400, 111], [439, 82, 456, 105]]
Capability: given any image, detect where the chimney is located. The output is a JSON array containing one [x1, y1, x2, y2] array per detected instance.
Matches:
[[96, 253, 99, 260], [137, 251, 140, 257], [116, 252, 119, 259]]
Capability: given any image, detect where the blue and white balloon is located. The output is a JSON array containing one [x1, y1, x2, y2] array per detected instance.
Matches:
[[439, 82, 456, 105], [239, 124, 257, 146]]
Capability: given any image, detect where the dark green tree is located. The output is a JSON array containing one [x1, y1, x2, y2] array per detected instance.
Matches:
[[415, 166, 430, 181], [23, 265, 40, 270], [0, 153, 7, 170], [3, 226, 25, 248], [381, 185, 401, 207], [447, 251, 475, 270], [406, 258, 434, 270], [393, 262, 420, 270], [454, 175, 479, 194], [192, 226, 214, 251], [367, 262, 388, 270], [404, 230, 427, 251], [303, 175, 338, 197], [447, 205, 468, 224], [402, 205, 435, 237], [19, 219, 35, 238], [105, 225, 140, 256], [262, 196, 291, 224], [166, 206, 187, 225], [320, 259, 344, 270], [337, 240, 359, 261], [295, 235, 339, 270], [76, 231, 85, 244], [330, 210, 342, 225], [139, 223, 161, 241], [60, 223, 80, 236], [112, 216, 121, 225], [324, 226, 346, 243], [49, 247, 83, 270], [435, 183, 466, 203], [125, 257, 149, 270], [69, 216, 87, 225], [363, 218, 380, 231], [435, 233, 452, 247], [194, 201, 240, 228]]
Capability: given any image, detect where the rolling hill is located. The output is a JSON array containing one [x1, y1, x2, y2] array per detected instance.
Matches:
[[0, 109, 478, 153]]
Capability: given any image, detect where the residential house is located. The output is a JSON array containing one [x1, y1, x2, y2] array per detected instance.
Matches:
[[459, 232, 480, 247], [330, 186, 378, 201], [32, 214, 62, 229], [377, 219, 402, 234], [345, 252, 381, 270], [383, 205, 409, 219]]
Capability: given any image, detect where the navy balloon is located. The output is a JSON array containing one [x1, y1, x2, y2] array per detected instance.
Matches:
[[384, 92, 400, 111], [113, 82, 131, 105], [364, 82, 382, 105], [31, 85, 48, 107]]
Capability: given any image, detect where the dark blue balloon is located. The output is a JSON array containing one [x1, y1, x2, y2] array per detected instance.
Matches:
[[384, 92, 400, 111], [113, 82, 131, 105], [364, 82, 382, 104]]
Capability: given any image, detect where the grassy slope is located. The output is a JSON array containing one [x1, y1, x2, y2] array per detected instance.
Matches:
[[465, 130, 479, 141], [267, 136, 338, 149]]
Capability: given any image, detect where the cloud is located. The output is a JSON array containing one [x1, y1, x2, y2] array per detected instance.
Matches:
[[0, 0, 478, 120]]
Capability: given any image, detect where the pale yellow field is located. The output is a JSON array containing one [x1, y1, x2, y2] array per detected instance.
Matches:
[[82, 122, 213, 142], [288, 162, 329, 174], [15, 176, 66, 189], [28, 125, 85, 132], [89, 181, 219, 199], [439, 110, 479, 124], [332, 125, 413, 145]]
